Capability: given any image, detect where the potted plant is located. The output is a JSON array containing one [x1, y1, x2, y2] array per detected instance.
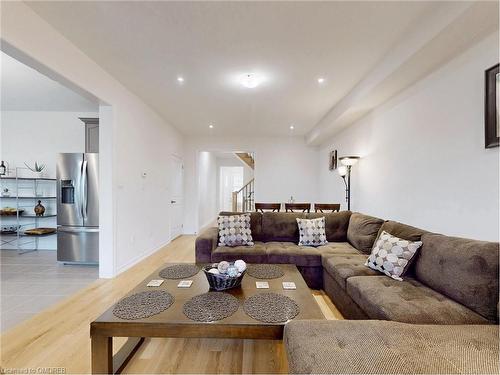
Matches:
[[24, 162, 46, 178]]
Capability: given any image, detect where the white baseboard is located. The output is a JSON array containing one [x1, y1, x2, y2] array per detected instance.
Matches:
[[115, 238, 172, 275]]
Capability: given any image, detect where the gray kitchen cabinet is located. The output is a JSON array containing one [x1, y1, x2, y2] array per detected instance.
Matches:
[[79, 117, 99, 153]]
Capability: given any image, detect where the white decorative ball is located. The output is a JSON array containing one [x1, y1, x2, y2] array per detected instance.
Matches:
[[217, 261, 230, 274], [227, 265, 238, 277], [208, 268, 220, 275], [234, 259, 247, 272]]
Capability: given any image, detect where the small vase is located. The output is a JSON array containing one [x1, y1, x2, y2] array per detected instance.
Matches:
[[34, 200, 45, 216]]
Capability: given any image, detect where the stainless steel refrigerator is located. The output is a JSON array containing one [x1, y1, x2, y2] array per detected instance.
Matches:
[[56, 153, 99, 264]]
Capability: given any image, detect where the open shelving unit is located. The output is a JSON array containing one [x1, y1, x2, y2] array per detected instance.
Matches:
[[0, 168, 57, 254]]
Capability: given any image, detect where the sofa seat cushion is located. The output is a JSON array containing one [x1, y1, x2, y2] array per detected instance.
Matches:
[[284, 320, 499, 374], [211, 241, 267, 263], [265, 242, 321, 267], [316, 242, 360, 258], [322, 255, 378, 289], [346, 276, 489, 324]]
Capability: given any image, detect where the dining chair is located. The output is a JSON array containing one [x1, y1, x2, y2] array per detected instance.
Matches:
[[314, 203, 341, 212], [285, 203, 311, 213], [255, 203, 281, 212]]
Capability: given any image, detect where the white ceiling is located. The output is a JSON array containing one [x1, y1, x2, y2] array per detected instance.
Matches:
[[26, 1, 441, 136], [1, 51, 98, 112]]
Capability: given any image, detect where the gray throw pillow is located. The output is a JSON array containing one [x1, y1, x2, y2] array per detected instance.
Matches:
[[217, 214, 254, 247], [365, 230, 422, 281], [296, 217, 328, 247]]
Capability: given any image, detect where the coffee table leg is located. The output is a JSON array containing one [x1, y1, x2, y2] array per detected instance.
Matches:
[[91, 335, 112, 374], [113, 337, 144, 374]]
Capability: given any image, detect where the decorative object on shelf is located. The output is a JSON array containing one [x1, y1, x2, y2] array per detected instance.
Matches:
[[1, 226, 19, 235], [329, 150, 338, 171], [182, 292, 239, 322], [485, 63, 499, 148], [246, 264, 284, 279], [24, 227, 56, 235], [203, 260, 246, 291], [243, 292, 299, 323], [112, 290, 174, 320], [337, 156, 360, 211], [24, 161, 46, 177], [159, 264, 200, 279], [0, 161, 7, 176], [34, 200, 45, 216], [2, 188, 10, 197], [0, 208, 24, 216]]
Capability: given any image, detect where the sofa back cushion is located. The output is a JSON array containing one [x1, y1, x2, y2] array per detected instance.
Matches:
[[219, 211, 263, 241], [347, 213, 384, 253], [415, 233, 499, 322], [262, 212, 307, 242], [377, 221, 428, 242], [307, 211, 352, 242]]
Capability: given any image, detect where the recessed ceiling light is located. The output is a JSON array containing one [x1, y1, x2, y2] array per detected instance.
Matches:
[[177, 76, 184, 83], [239, 73, 264, 89], [317, 77, 325, 84], [209, 124, 214, 129], [289, 125, 295, 130]]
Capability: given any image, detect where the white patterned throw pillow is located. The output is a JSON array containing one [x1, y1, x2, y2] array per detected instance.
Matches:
[[296, 217, 328, 247], [365, 230, 423, 281], [217, 214, 254, 247]]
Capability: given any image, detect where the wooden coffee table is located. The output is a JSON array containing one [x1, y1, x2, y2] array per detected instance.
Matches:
[[90, 263, 325, 373]]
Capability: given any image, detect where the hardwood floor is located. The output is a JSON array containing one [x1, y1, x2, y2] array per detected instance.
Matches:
[[0, 235, 342, 374]]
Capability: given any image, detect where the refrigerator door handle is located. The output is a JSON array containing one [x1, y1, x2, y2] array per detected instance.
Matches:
[[75, 160, 83, 219], [58, 226, 99, 233], [81, 159, 88, 220]]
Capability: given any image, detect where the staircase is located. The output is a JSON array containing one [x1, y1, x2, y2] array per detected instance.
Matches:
[[232, 152, 255, 212], [235, 152, 255, 170], [232, 178, 254, 212]]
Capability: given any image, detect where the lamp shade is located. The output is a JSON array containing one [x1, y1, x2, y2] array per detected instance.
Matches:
[[339, 156, 360, 166], [337, 165, 348, 177]]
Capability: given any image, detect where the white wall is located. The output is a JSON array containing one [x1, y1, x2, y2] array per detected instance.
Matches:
[[184, 136, 319, 233], [1, 2, 185, 276], [0, 111, 97, 250], [197, 151, 218, 229], [319, 32, 499, 241], [1, 111, 96, 176]]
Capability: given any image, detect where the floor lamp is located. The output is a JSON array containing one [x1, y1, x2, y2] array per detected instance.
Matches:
[[337, 156, 360, 211]]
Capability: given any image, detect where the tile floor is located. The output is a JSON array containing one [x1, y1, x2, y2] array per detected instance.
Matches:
[[0, 250, 98, 332]]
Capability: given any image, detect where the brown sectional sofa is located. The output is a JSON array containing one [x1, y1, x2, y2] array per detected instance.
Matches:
[[195, 211, 500, 374]]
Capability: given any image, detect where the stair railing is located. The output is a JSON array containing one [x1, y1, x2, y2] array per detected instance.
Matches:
[[232, 178, 255, 212]]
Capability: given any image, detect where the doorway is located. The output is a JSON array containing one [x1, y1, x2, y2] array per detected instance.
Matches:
[[196, 151, 255, 232], [219, 166, 244, 211], [170, 155, 184, 240]]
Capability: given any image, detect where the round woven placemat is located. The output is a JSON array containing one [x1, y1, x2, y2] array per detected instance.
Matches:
[[159, 264, 200, 279], [112, 290, 174, 320], [246, 264, 284, 279], [183, 292, 239, 322], [243, 293, 299, 323]]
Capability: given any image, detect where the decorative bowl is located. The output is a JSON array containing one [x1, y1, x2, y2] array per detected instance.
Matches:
[[203, 264, 246, 291]]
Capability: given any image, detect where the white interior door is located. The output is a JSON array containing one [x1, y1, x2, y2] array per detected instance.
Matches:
[[170, 155, 184, 240], [219, 166, 243, 211]]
